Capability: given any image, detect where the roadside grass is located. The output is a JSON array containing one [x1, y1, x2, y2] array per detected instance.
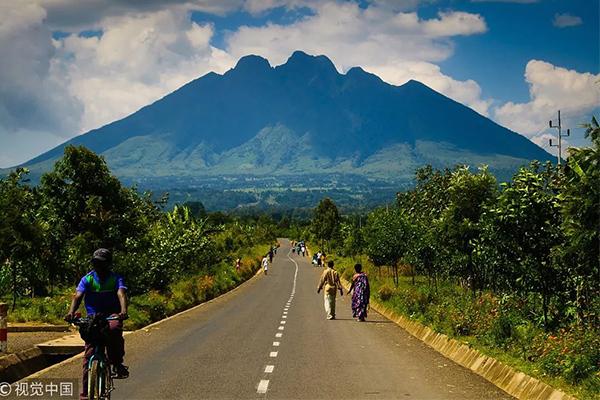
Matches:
[[4, 244, 272, 332], [125, 243, 270, 330], [332, 254, 600, 400]]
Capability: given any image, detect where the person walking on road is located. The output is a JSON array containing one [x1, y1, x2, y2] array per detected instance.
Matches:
[[262, 255, 269, 275], [347, 263, 370, 322], [317, 260, 343, 320]]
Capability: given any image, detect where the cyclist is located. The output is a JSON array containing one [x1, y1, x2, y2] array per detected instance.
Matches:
[[65, 248, 129, 400]]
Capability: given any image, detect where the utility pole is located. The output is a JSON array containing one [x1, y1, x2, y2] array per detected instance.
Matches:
[[548, 110, 570, 165]]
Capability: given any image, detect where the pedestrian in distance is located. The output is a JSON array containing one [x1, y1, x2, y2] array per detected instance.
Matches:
[[316, 251, 322, 267], [65, 248, 129, 400], [235, 258, 241, 272], [317, 260, 343, 320], [347, 263, 370, 322], [312, 253, 319, 266], [262, 254, 269, 275], [268, 248, 274, 263]]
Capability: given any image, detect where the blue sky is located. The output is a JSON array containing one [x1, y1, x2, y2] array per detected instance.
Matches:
[[0, 0, 598, 167]]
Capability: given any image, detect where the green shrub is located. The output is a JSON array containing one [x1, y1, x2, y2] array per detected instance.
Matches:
[[564, 355, 596, 384], [489, 313, 515, 348], [378, 285, 394, 301], [170, 279, 198, 312], [125, 306, 151, 330], [131, 291, 170, 321]]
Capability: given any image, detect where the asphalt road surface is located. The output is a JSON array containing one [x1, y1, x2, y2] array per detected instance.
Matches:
[[33, 239, 513, 399]]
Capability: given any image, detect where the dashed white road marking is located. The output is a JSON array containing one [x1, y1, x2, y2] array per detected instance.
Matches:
[[257, 380, 269, 394], [255, 245, 300, 396]]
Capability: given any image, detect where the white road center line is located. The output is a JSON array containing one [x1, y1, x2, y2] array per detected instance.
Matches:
[[257, 380, 269, 394], [255, 245, 299, 395]]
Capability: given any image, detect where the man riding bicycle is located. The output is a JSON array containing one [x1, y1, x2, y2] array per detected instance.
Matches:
[[65, 248, 129, 400]]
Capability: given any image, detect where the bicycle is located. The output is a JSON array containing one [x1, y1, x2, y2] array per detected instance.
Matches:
[[70, 313, 127, 400]]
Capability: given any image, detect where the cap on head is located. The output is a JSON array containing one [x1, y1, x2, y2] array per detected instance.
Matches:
[[92, 248, 112, 264]]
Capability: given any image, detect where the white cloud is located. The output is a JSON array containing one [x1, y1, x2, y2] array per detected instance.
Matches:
[[494, 60, 600, 157], [0, 2, 83, 163], [553, 13, 582, 28], [49, 8, 235, 135]]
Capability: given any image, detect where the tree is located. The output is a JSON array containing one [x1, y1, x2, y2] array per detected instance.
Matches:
[[0, 168, 45, 308], [438, 166, 497, 295], [399, 166, 454, 288], [559, 116, 600, 325], [39, 145, 158, 282], [183, 201, 207, 219], [476, 162, 563, 327], [311, 198, 341, 251], [363, 207, 410, 286]]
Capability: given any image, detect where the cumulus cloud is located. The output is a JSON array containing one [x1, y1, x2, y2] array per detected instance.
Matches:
[[53, 9, 235, 132], [494, 60, 600, 156], [553, 13, 583, 28], [0, 2, 84, 166], [226, 1, 490, 114]]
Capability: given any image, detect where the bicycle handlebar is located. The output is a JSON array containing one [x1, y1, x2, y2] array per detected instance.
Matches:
[[68, 314, 128, 325]]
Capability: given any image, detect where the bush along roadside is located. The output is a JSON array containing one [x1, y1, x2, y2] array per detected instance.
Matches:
[[5, 244, 271, 330], [125, 244, 269, 330], [333, 255, 599, 400]]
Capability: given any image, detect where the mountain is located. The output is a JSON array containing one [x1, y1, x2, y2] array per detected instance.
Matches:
[[16, 51, 552, 207]]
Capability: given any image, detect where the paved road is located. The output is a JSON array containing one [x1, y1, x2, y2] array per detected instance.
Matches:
[[33, 239, 512, 399]]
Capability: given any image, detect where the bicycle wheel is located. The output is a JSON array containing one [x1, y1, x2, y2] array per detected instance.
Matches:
[[99, 363, 111, 400], [88, 360, 100, 400]]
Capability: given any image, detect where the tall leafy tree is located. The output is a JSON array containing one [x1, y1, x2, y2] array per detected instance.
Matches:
[[311, 197, 341, 251], [0, 168, 45, 307], [438, 166, 497, 294], [476, 162, 563, 327], [559, 117, 600, 324], [363, 207, 410, 286], [39, 145, 155, 281]]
